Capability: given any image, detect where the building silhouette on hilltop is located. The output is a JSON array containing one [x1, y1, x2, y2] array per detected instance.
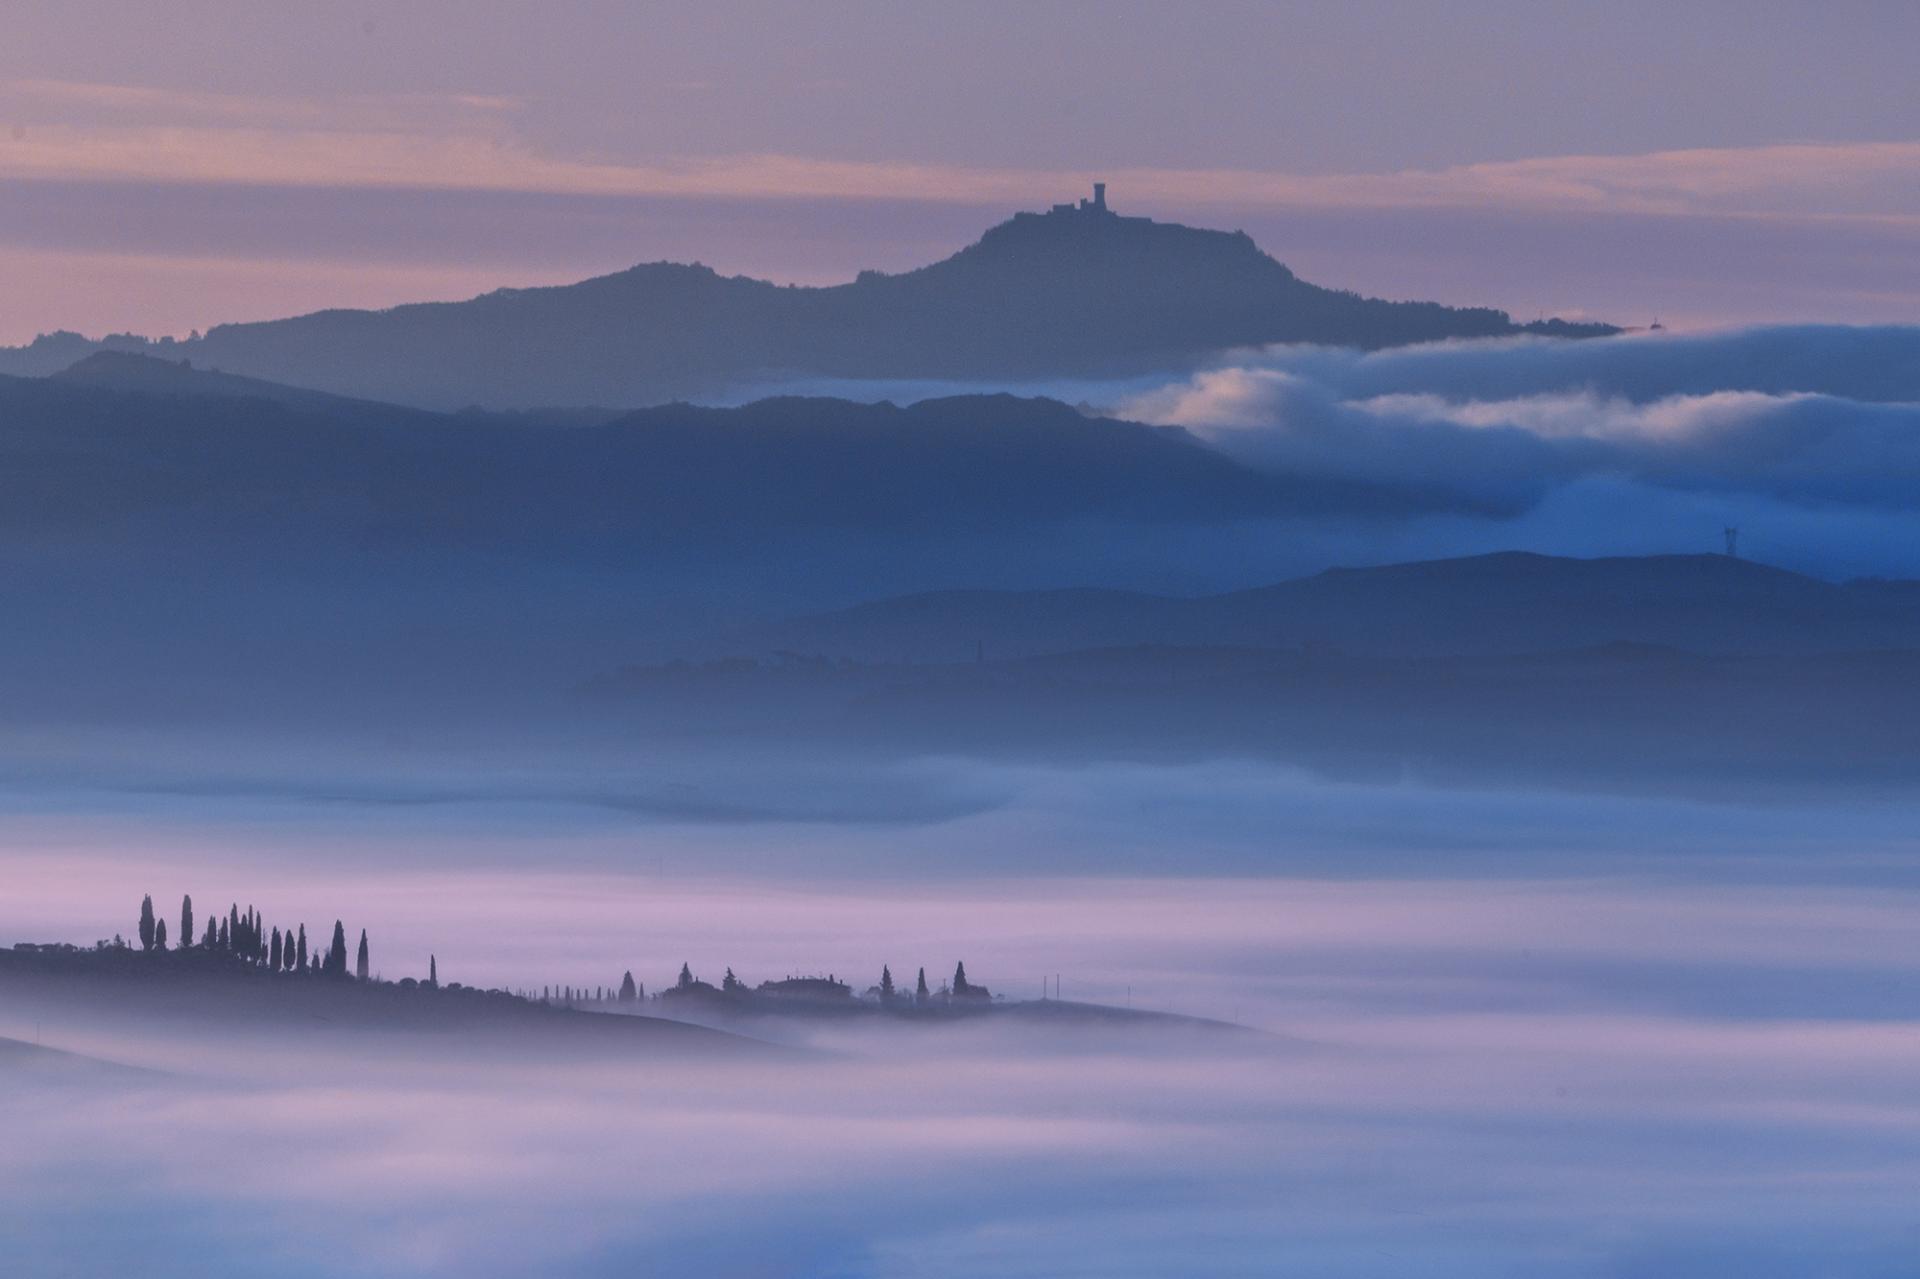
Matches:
[[1051, 182, 1113, 217]]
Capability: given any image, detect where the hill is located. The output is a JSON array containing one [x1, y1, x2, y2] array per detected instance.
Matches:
[[0, 377, 1325, 552], [0, 191, 1614, 408], [742, 552, 1920, 661], [49, 350, 435, 420], [0, 377, 1362, 718], [583, 640, 1920, 795], [0, 944, 764, 1060]]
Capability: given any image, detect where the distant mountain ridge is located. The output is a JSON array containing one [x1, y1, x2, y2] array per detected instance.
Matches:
[[742, 551, 1920, 661], [0, 189, 1614, 409], [0, 371, 1342, 549]]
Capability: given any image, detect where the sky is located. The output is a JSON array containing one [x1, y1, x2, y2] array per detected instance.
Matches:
[[2, 0, 1919, 342]]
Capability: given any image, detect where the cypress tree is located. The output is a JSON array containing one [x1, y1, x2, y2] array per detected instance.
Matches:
[[138, 895, 155, 951], [916, 967, 929, 1004], [880, 965, 895, 1002], [429, 955, 437, 987], [270, 927, 282, 971], [619, 971, 637, 1002], [327, 921, 348, 977], [217, 917, 230, 950], [677, 963, 694, 989], [295, 924, 307, 971], [722, 967, 739, 993], [953, 962, 969, 995], [356, 929, 369, 981], [228, 905, 240, 953], [202, 918, 216, 948], [154, 917, 168, 951], [180, 895, 194, 951]]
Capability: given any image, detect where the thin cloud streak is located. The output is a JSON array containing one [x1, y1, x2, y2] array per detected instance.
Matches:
[[3, 79, 1918, 220]]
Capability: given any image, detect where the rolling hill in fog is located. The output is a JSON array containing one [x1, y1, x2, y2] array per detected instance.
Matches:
[[0, 361, 1347, 553], [0, 366, 1347, 717], [588, 636, 1920, 793], [6, 350, 1920, 798], [0, 192, 1612, 408], [739, 551, 1920, 662], [584, 553, 1920, 792]]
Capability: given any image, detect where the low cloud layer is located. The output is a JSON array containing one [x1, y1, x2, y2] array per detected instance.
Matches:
[[6, 718, 1920, 1276], [8, 797, 1920, 1277], [1104, 327, 1920, 576], [735, 326, 1920, 580]]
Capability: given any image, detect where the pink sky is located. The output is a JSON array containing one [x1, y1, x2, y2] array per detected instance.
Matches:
[[2, 3, 1918, 340]]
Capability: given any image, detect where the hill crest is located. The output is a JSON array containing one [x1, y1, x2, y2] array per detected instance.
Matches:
[[1, 190, 1615, 409]]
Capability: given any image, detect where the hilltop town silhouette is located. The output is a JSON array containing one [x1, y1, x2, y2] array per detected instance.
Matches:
[[0, 184, 1613, 409]]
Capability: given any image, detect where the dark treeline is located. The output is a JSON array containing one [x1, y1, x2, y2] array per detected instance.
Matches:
[[124, 892, 385, 984], [492, 959, 998, 1015], [644, 959, 992, 1010], [107, 894, 1009, 1018]]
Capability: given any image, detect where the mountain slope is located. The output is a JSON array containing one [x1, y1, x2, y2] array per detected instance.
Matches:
[[50, 349, 445, 422], [0, 196, 1613, 408]]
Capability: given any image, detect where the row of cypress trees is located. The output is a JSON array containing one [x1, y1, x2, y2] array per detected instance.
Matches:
[[660, 961, 978, 1003], [136, 893, 367, 979]]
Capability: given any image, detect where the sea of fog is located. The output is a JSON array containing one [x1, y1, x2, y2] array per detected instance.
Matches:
[[5, 748, 1920, 1276], [8, 322, 1920, 1273]]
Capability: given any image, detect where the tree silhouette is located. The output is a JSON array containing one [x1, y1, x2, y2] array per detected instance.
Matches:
[[295, 924, 307, 971], [619, 971, 637, 1002], [678, 963, 694, 989], [429, 955, 437, 988], [916, 967, 929, 1004], [154, 917, 168, 951], [218, 917, 230, 950], [138, 895, 155, 951], [327, 921, 348, 977], [270, 927, 282, 971], [180, 895, 194, 951], [953, 961, 970, 995], [880, 965, 895, 1001], [202, 918, 216, 948], [356, 929, 369, 981]]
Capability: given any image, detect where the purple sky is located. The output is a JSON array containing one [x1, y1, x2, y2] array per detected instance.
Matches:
[[2, 1, 1918, 341]]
